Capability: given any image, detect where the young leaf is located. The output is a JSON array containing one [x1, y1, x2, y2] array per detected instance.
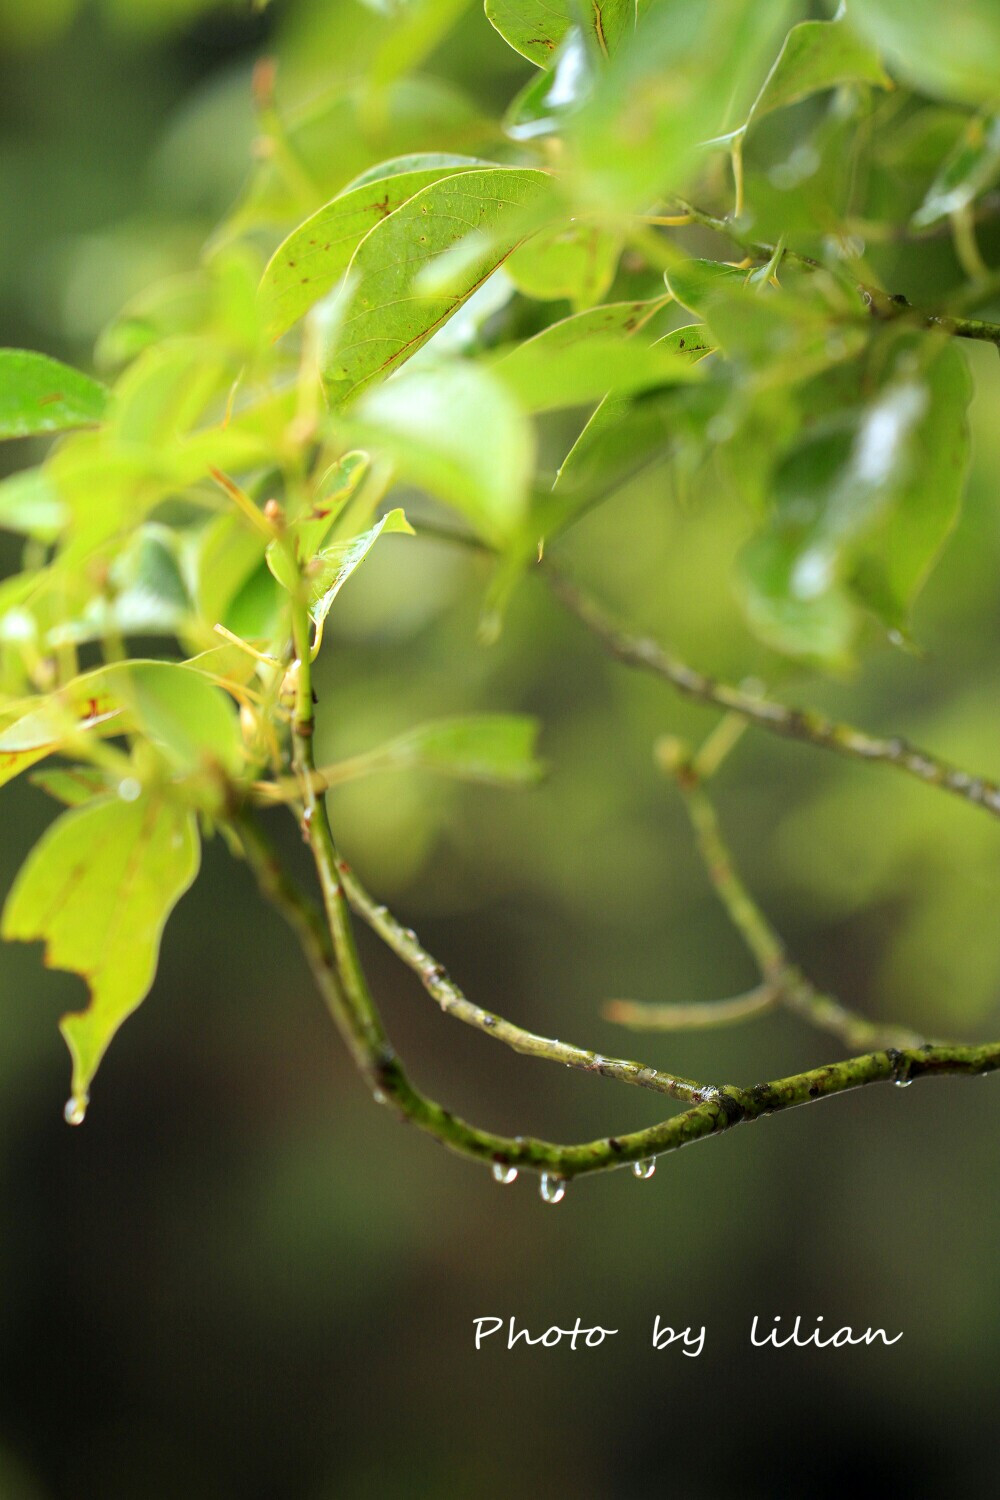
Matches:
[[2, 793, 200, 1106], [323, 166, 552, 403], [0, 350, 108, 440], [326, 714, 544, 786], [350, 364, 533, 543], [485, 0, 636, 67], [258, 158, 488, 340], [292, 451, 371, 563], [307, 509, 415, 647]]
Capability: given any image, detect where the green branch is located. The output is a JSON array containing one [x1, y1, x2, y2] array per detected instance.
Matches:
[[238, 809, 1000, 1187], [548, 568, 1000, 822], [671, 200, 1000, 349], [608, 735, 925, 1052], [336, 853, 706, 1102]]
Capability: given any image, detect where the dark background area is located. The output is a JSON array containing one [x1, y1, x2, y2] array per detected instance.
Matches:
[[2, 3, 1000, 1495]]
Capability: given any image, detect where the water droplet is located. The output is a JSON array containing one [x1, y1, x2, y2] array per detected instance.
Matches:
[[539, 1173, 566, 1205], [372, 1090, 387, 1105], [892, 1058, 912, 1088], [63, 1094, 88, 1126], [117, 777, 141, 803], [492, 1163, 518, 1185], [632, 1158, 656, 1180]]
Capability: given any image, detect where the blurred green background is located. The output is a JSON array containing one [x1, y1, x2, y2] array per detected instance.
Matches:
[[3, 2, 1000, 1495]]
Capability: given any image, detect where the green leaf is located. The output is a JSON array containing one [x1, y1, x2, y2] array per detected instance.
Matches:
[[225, 76, 489, 236], [292, 451, 371, 563], [739, 527, 857, 667], [485, 0, 636, 67], [30, 766, 111, 806], [0, 350, 108, 440], [495, 305, 702, 412], [505, 219, 622, 306], [0, 467, 66, 540], [258, 158, 489, 340], [101, 661, 245, 777], [850, 0, 1000, 106], [503, 27, 594, 140], [552, 323, 717, 505], [911, 113, 1000, 228], [2, 792, 200, 1105], [850, 340, 972, 629], [738, 334, 972, 661], [566, 0, 791, 212], [323, 166, 552, 403], [307, 509, 415, 646], [328, 714, 544, 785], [0, 685, 121, 791], [49, 525, 193, 647], [740, 11, 891, 135], [665, 260, 749, 317], [367, 0, 474, 89], [350, 363, 533, 542]]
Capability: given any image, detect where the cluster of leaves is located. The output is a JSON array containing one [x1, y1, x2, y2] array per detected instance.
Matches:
[[1, 0, 998, 1114]]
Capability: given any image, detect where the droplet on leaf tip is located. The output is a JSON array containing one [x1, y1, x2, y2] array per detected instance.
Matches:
[[63, 1094, 88, 1126]]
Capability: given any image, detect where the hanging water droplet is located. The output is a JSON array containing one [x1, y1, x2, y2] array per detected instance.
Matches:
[[892, 1056, 913, 1088], [372, 1090, 387, 1105], [492, 1162, 518, 1185], [893, 1071, 912, 1089], [539, 1173, 566, 1205], [632, 1157, 656, 1180], [63, 1094, 88, 1126]]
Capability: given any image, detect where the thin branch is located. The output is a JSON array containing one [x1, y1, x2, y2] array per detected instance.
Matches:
[[239, 808, 1000, 1183], [335, 855, 707, 1103], [548, 567, 1000, 822], [670, 200, 1000, 349], [612, 737, 926, 1052], [605, 984, 780, 1030]]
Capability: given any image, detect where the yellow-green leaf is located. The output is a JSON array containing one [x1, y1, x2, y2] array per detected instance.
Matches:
[[2, 793, 200, 1106]]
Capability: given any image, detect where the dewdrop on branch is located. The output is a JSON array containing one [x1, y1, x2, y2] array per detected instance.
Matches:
[[492, 1163, 518, 1185], [539, 1173, 566, 1204], [632, 1158, 656, 1180]]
